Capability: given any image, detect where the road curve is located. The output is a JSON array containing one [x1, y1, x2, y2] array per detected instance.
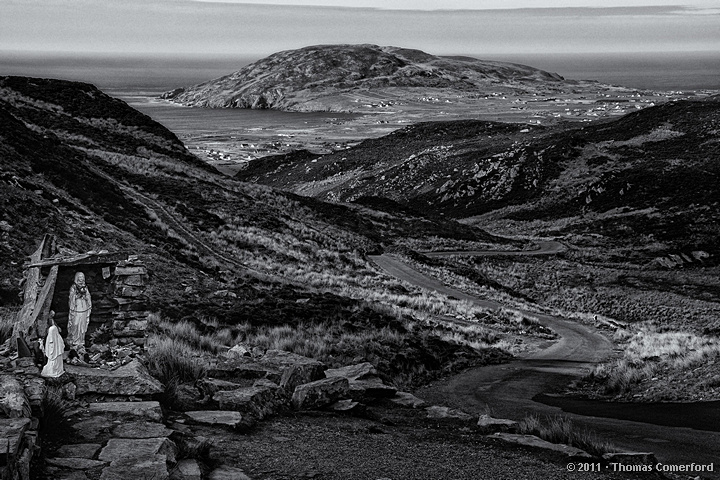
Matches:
[[419, 240, 566, 257], [370, 254, 720, 474]]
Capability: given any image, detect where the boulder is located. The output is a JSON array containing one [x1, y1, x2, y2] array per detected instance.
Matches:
[[389, 392, 427, 409], [0, 375, 31, 418], [175, 459, 202, 480], [196, 378, 244, 398], [98, 438, 177, 464], [100, 454, 169, 480], [213, 384, 282, 419], [260, 350, 325, 384], [67, 360, 164, 396], [57, 444, 102, 459], [225, 344, 251, 359], [324, 363, 396, 400], [88, 401, 163, 421], [425, 406, 474, 421], [291, 377, 349, 410], [476, 414, 518, 434], [185, 411, 247, 429], [492, 433, 592, 459], [348, 378, 397, 400], [172, 383, 208, 411]]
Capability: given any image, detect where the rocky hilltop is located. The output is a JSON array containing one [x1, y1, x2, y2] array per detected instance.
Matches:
[[161, 44, 567, 111]]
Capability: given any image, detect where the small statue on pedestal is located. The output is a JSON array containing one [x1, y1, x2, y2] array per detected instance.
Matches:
[[67, 271, 92, 355], [40, 317, 65, 378]]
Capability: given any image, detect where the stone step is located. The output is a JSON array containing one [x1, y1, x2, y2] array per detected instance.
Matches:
[[88, 401, 163, 421], [66, 360, 164, 396]]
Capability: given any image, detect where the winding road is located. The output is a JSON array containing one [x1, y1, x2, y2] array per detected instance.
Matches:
[[370, 251, 720, 475]]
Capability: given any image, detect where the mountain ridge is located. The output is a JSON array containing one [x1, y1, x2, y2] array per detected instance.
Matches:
[[236, 96, 720, 258]]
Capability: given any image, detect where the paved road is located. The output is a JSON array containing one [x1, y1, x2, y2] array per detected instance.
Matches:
[[370, 254, 720, 475], [420, 240, 566, 257]]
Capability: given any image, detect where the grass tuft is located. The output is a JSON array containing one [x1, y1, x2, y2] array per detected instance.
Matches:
[[517, 414, 618, 457]]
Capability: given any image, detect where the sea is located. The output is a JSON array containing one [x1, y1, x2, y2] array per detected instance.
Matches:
[[1, 50, 718, 163]]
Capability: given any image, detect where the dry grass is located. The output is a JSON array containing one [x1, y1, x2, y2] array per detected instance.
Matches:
[[589, 324, 720, 395], [144, 334, 208, 387], [0, 306, 18, 345], [149, 310, 502, 390], [517, 415, 618, 457]]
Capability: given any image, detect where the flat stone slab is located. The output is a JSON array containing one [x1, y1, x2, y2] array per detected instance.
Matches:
[[57, 444, 102, 459], [89, 401, 163, 421], [0, 418, 31, 458], [112, 421, 173, 439], [425, 405, 474, 421], [46, 457, 107, 470], [476, 414, 518, 434], [492, 433, 593, 459], [72, 417, 116, 441], [602, 452, 657, 465], [67, 360, 164, 396], [325, 363, 377, 381], [208, 466, 253, 480], [389, 392, 427, 409], [185, 411, 245, 428], [100, 454, 169, 480], [47, 472, 88, 480], [98, 438, 177, 464]]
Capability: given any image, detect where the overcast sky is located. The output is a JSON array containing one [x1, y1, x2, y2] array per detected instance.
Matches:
[[1, 0, 718, 56]]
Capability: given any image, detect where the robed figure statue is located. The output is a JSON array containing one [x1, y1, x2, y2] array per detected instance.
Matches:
[[40, 320, 65, 377], [67, 271, 92, 354]]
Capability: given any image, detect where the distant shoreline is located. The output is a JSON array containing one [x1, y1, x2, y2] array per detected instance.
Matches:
[[1, 50, 719, 92]]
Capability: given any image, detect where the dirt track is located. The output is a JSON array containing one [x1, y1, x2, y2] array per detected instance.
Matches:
[[370, 253, 720, 475]]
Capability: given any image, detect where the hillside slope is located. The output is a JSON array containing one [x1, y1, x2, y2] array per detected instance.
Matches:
[[0, 76, 513, 329], [237, 97, 720, 257], [161, 44, 568, 112]]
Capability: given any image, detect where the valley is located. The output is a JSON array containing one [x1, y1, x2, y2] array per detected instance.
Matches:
[[1, 43, 719, 479]]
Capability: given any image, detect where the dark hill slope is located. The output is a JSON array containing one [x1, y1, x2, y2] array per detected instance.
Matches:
[[1, 76, 515, 387], [162, 44, 565, 111], [237, 97, 720, 254], [0, 76, 501, 303]]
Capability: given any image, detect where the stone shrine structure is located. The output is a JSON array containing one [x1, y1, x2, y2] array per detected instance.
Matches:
[[12, 235, 150, 351]]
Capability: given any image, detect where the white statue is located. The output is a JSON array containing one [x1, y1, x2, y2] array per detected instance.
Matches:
[[40, 320, 65, 378], [67, 271, 92, 354]]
